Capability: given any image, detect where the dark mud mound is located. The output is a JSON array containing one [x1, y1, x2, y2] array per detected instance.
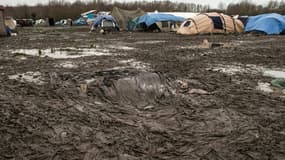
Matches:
[[89, 71, 173, 107]]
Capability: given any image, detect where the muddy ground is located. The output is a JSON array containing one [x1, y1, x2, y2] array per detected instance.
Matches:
[[0, 26, 284, 160]]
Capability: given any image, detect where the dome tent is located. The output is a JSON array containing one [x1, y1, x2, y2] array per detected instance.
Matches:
[[245, 13, 285, 35], [177, 12, 244, 35]]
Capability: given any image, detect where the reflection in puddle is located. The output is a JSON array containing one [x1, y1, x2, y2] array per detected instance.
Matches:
[[10, 47, 111, 59], [8, 71, 45, 85]]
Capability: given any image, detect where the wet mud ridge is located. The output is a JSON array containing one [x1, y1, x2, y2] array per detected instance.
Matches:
[[0, 27, 285, 160]]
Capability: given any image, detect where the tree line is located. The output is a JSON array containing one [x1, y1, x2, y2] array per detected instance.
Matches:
[[3, 0, 285, 20]]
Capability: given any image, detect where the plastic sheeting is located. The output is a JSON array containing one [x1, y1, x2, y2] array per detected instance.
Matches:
[[137, 13, 185, 27], [92, 15, 117, 27], [245, 13, 285, 35], [111, 7, 145, 30]]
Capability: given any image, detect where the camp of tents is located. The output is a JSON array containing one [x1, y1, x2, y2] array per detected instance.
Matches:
[[85, 8, 285, 35], [2, 5, 285, 37]]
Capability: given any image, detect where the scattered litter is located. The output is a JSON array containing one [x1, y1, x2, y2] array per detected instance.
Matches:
[[57, 61, 78, 68], [256, 82, 274, 93], [209, 64, 263, 75], [119, 59, 150, 70], [85, 78, 96, 84], [107, 45, 135, 50], [188, 89, 209, 95], [135, 40, 166, 44], [263, 70, 285, 79], [144, 105, 155, 110], [10, 47, 111, 59], [74, 104, 85, 112], [180, 39, 235, 49], [8, 71, 45, 85]]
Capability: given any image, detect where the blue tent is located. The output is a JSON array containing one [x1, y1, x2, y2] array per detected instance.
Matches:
[[92, 15, 117, 27], [73, 17, 87, 26], [245, 13, 285, 35], [137, 13, 185, 27]]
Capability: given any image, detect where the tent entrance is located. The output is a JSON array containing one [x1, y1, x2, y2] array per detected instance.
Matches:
[[210, 16, 223, 29]]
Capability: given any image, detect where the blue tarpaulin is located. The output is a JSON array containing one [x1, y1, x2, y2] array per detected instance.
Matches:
[[137, 13, 185, 27], [245, 13, 285, 35], [92, 15, 117, 26], [73, 17, 87, 26]]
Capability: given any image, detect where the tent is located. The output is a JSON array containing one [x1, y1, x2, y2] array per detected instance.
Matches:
[[92, 15, 116, 27], [245, 13, 285, 35], [111, 7, 145, 31], [73, 17, 87, 26], [91, 15, 119, 32], [0, 6, 7, 36], [177, 12, 244, 35], [81, 10, 98, 24], [138, 13, 185, 27], [129, 13, 185, 31]]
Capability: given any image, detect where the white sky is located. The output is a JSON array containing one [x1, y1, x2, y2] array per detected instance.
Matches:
[[0, 0, 277, 8]]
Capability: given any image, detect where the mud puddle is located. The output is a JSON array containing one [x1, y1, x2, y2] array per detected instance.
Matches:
[[8, 71, 45, 85], [87, 71, 172, 108], [119, 59, 151, 70], [208, 64, 264, 75], [56, 61, 78, 69], [10, 47, 111, 59], [263, 70, 285, 79]]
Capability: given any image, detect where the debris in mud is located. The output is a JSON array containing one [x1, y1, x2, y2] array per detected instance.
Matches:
[[10, 47, 111, 59], [56, 61, 78, 68], [135, 40, 166, 44], [8, 71, 45, 85], [188, 89, 209, 95], [106, 45, 135, 50], [119, 59, 151, 70], [85, 78, 96, 84], [256, 82, 274, 93], [209, 64, 263, 75], [180, 39, 237, 50]]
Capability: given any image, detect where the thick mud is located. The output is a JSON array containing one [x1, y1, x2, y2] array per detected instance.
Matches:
[[0, 27, 285, 160]]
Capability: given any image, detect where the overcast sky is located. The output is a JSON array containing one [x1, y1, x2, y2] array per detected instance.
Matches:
[[0, 0, 277, 8]]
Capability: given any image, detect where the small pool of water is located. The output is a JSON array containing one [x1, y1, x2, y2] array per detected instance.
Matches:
[[8, 71, 45, 85], [263, 70, 285, 79], [10, 47, 111, 59]]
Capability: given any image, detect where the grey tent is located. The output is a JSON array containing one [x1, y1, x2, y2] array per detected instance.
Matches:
[[0, 6, 7, 36], [111, 7, 145, 31]]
